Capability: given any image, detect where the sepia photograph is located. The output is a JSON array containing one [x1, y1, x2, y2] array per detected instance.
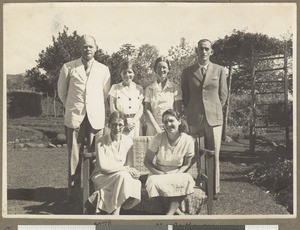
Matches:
[[2, 1, 296, 223]]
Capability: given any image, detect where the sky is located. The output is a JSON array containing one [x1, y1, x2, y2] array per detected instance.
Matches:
[[4, 2, 296, 74]]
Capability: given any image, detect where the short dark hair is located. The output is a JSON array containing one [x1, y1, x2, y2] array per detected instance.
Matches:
[[108, 111, 126, 125], [162, 109, 188, 133], [197, 39, 212, 48], [154, 56, 171, 73], [119, 59, 135, 74]]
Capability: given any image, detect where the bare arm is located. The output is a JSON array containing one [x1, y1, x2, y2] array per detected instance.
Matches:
[[144, 149, 165, 175], [145, 109, 162, 133], [109, 96, 118, 113], [144, 102, 161, 132], [144, 101, 152, 114]]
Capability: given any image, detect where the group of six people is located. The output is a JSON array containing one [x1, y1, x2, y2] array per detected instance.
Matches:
[[57, 35, 228, 215]]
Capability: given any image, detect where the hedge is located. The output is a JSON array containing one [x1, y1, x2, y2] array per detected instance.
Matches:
[[8, 91, 43, 118]]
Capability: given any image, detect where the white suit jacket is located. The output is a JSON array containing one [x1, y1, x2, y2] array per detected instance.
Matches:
[[58, 58, 111, 129]]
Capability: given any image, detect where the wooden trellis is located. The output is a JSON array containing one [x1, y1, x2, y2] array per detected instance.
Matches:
[[249, 48, 290, 153]]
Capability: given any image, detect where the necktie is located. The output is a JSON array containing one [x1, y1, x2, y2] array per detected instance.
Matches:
[[85, 63, 91, 77], [201, 67, 206, 79]]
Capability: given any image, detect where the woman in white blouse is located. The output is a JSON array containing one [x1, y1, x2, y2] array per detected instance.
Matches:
[[144, 109, 195, 215], [144, 56, 182, 136], [109, 59, 144, 138]]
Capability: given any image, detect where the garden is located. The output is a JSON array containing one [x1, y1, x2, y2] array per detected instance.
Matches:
[[5, 28, 294, 215]]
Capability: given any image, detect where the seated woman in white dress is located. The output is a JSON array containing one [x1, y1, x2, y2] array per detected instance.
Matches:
[[88, 111, 141, 215], [144, 109, 195, 215]]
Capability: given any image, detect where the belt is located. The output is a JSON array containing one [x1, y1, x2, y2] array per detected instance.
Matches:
[[124, 114, 135, 118]]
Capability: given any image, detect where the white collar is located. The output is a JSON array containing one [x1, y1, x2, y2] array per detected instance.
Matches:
[[81, 57, 94, 67], [151, 79, 172, 90], [198, 62, 210, 69]]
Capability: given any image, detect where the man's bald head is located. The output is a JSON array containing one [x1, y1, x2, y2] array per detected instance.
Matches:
[[80, 35, 98, 61]]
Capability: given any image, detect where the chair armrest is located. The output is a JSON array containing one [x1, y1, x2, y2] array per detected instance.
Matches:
[[199, 149, 215, 157], [83, 152, 95, 159]]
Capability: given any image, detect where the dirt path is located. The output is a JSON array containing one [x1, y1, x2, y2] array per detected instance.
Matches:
[[6, 141, 289, 215]]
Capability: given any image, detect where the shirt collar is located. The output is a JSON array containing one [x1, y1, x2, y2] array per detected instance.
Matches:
[[81, 57, 94, 67], [120, 81, 136, 89], [198, 61, 210, 69], [151, 79, 172, 90]]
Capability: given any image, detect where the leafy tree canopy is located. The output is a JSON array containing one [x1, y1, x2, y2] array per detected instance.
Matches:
[[211, 29, 292, 68], [26, 27, 293, 96], [168, 37, 196, 84], [211, 30, 293, 92]]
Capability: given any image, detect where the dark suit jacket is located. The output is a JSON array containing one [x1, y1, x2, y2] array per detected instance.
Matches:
[[181, 62, 228, 127]]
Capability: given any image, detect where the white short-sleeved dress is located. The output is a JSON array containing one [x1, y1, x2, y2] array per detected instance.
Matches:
[[109, 82, 144, 137], [145, 132, 195, 198], [144, 80, 182, 136], [88, 134, 141, 214]]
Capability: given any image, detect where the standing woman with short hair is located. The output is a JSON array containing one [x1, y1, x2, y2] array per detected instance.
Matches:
[[144, 56, 182, 136], [108, 59, 144, 138]]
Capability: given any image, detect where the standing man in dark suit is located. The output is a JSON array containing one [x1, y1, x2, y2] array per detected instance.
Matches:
[[58, 35, 111, 203], [181, 39, 228, 195]]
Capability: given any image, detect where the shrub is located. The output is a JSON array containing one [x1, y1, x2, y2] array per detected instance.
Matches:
[[228, 91, 252, 127], [228, 90, 292, 130], [248, 153, 293, 213], [8, 91, 43, 118]]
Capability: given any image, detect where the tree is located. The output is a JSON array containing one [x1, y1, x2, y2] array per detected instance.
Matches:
[[118, 43, 137, 59], [37, 26, 81, 80], [26, 26, 111, 116], [136, 44, 159, 70], [25, 67, 54, 95], [26, 26, 82, 116], [211, 30, 293, 139], [168, 37, 196, 84], [212, 30, 292, 92], [106, 52, 125, 85], [25, 67, 58, 116], [7, 73, 30, 91], [134, 44, 159, 88], [106, 43, 159, 88]]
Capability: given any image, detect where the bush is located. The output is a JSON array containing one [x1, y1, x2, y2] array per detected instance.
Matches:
[[248, 154, 293, 213], [8, 91, 43, 118], [228, 90, 292, 130], [228, 91, 252, 127]]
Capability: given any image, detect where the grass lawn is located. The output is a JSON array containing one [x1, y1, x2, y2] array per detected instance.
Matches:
[[5, 116, 292, 215]]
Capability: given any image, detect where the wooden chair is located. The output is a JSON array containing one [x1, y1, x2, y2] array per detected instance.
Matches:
[[82, 135, 215, 215]]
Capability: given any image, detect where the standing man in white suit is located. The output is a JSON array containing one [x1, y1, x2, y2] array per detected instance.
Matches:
[[58, 35, 111, 203]]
